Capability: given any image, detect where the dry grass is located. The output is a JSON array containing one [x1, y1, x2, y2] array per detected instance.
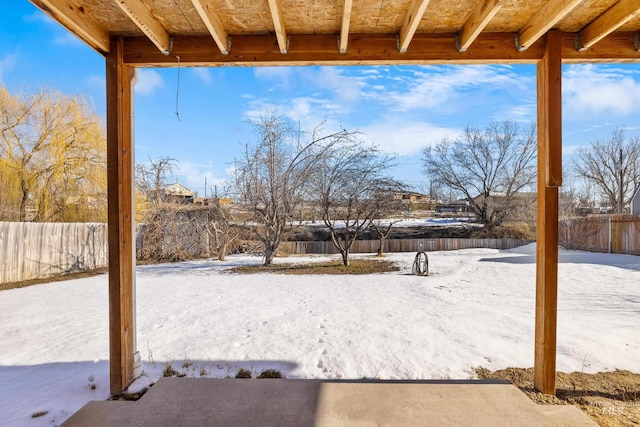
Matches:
[[476, 367, 640, 426], [0, 267, 107, 292], [228, 258, 400, 275]]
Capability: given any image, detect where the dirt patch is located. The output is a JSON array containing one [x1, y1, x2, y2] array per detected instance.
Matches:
[[476, 367, 640, 426], [228, 258, 400, 275], [0, 267, 108, 292]]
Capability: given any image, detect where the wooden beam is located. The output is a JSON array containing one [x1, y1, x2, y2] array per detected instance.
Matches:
[[534, 30, 562, 397], [457, 0, 503, 52], [106, 36, 136, 396], [577, 0, 640, 51], [190, 0, 230, 54], [29, 0, 110, 53], [114, 0, 172, 55], [398, 0, 432, 53], [123, 33, 544, 66], [120, 32, 640, 66], [517, 0, 583, 51], [267, 0, 288, 54], [339, 0, 354, 54]]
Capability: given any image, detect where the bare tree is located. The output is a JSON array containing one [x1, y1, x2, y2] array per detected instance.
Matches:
[[369, 190, 406, 256], [314, 139, 399, 266], [422, 121, 536, 229], [135, 157, 178, 206], [135, 157, 181, 261], [234, 114, 348, 265], [197, 198, 239, 261], [573, 128, 640, 214]]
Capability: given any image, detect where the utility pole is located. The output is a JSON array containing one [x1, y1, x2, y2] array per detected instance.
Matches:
[[204, 176, 207, 199], [619, 148, 624, 214]]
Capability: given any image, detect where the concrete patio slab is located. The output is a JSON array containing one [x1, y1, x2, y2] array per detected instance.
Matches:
[[62, 378, 597, 426]]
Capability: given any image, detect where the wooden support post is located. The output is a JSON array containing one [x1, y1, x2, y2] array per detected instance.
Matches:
[[106, 36, 136, 396], [534, 30, 562, 396]]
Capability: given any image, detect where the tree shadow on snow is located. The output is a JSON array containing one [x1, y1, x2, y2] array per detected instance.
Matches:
[[479, 250, 640, 272]]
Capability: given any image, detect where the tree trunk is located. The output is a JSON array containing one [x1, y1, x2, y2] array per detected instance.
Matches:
[[264, 247, 273, 265], [218, 242, 227, 261], [377, 238, 385, 257], [19, 188, 28, 221], [341, 250, 349, 266]]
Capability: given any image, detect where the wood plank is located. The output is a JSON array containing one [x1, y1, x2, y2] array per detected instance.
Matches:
[[457, 0, 503, 52], [29, 0, 110, 53], [534, 30, 562, 396], [190, 0, 230, 54], [517, 0, 583, 51], [106, 37, 136, 396], [267, 0, 288, 54], [399, 0, 432, 53], [122, 32, 544, 66], [542, 30, 562, 187], [120, 32, 640, 66], [578, 0, 640, 51], [114, 0, 172, 54], [563, 31, 640, 62], [339, 0, 354, 54]]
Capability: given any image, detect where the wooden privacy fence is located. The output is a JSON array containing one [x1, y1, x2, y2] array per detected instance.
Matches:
[[0, 222, 108, 284], [560, 215, 640, 255], [279, 238, 535, 255]]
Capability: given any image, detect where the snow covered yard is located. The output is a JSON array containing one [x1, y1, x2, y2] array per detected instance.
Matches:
[[0, 244, 638, 426]]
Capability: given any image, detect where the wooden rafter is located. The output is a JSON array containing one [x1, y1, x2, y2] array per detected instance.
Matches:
[[457, 0, 502, 53], [191, 0, 230, 54], [517, 0, 583, 51], [339, 0, 354, 54], [577, 0, 640, 51], [398, 0, 432, 53], [30, 0, 110, 53], [267, 0, 288, 54], [114, 0, 172, 55]]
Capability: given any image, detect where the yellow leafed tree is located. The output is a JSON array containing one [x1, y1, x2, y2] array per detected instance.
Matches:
[[0, 85, 107, 222]]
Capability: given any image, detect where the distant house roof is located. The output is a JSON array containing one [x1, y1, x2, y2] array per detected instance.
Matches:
[[164, 183, 195, 198]]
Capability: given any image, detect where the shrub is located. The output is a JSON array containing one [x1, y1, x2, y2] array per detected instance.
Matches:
[[235, 368, 252, 378], [257, 369, 284, 379]]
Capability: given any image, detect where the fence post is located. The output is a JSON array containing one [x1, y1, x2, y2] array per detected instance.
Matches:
[[608, 217, 612, 254]]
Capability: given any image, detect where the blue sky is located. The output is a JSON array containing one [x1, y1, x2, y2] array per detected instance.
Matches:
[[2, 2, 640, 197]]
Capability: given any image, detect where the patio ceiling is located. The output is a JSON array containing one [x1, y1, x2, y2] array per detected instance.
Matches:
[[30, 0, 640, 65]]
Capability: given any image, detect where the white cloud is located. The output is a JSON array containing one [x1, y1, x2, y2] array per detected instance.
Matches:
[[491, 101, 536, 123], [192, 68, 211, 84], [54, 33, 83, 47], [173, 161, 229, 197], [0, 53, 17, 82], [86, 75, 106, 90], [254, 67, 364, 103], [564, 65, 640, 119], [243, 97, 342, 129], [359, 120, 462, 156], [254, 67, 294, 87], [300, 68, 362, 103], [134, 69, 163, 95], [23, 11, 52, 24], [367, 65, 527, 112], [242, 100, 280, 122]]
